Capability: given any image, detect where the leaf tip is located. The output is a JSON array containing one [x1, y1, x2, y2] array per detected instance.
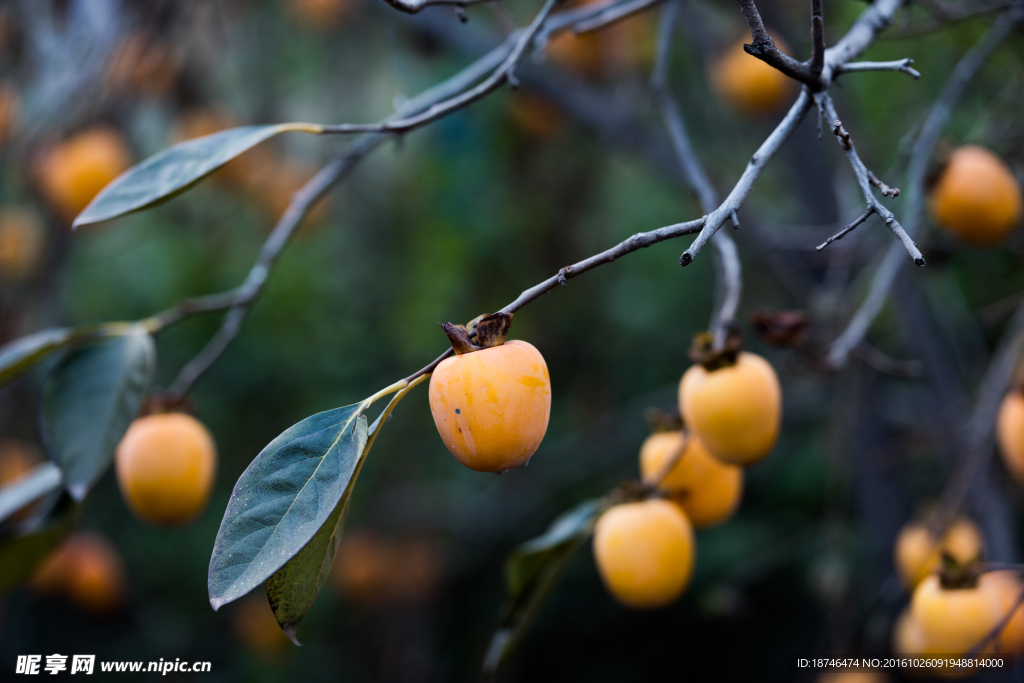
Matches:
[[283, 623, 303, 647], [66, 483, 88, 502]]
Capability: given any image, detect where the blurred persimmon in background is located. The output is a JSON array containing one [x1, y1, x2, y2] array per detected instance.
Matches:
[[31, 532, 127, 615], [36, 126, 131, 220], [0, 207, 45, 282]]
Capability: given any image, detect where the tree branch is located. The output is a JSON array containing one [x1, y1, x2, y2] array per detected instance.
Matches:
[[837, 59, 920, 79], [809, 0, 825, 78], [826, 1, 1024, 369], [820, 97, 924, 265], [651, 0, 741, 347], [320, 0, 561, 135], [735, 0, 818, 85], [378, 0, 498, 15], [679, 90, 814, 266]]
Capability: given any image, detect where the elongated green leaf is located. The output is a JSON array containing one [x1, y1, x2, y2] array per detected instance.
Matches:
[[41, 327, 155, 500], [73, 123, 323, 228], [266, 381, 422, 644], [483, 499, 605, 674], [0, 494, 79, 595], [0, 325, 117, 387], [208, 403, 369, 611], [0, 462, 63, 526]]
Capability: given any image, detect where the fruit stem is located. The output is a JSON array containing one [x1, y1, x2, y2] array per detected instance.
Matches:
[[363, 379, 410, 407]]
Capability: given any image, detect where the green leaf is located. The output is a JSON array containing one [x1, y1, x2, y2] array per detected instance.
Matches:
[[483, 499, 606, 675], [73, 123, 324, 228], [266, 380, 422, 644], [0, 462, 63, 526], [41, 326, 155, 500], [208, 402, 369, 612], [0, 325, 117, 388], [0, 494, 79, 595]]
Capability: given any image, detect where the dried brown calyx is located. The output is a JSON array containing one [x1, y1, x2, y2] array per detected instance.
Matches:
[[644, 407, 683, 434], [688, 328, 742, 371], [140, 392, 194, 416], [750, 309, 810, 348], [440, 312, 514, 355], [937, 552, 983, 590]]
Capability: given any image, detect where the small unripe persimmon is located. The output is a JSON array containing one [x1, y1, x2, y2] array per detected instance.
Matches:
[[894, 519, 984, 590], [429, 334, 551, 473], [37, 126, 131, 219], [31, 532, 126, 614], [0, 207, 45, 282], [911, 573, 1002, 654], [639, 431, 743, 529], [115, 413, 217, 526], [679, 352, 781, 466], [711, 36, 796, 117], [930, 145, 1022, 246], [232, 593, 290, 658], [592, 499, 694, 609], [998, 391, 1024, 485]]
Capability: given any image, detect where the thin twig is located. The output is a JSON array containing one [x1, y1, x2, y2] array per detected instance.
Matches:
[[927, 304, 1024, 541], [651, 0, 740, 348], [320, 0, 561, 135], [571, 0, 664, 34], [816, 207, 875, 251], [820, 97, 924, 265], [679, 90, 814, 265], [378, 0, 498, 15], [969, 583, 1024, 655], [826, 1, 1024, 369], [809, 0, 825, 78], [837, 59, 920, 79], [735, 0, 817, 85]]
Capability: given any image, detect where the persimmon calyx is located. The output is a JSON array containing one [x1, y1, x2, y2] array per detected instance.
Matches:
[[688, 327, 742, 371], [938, 552, 984, 590], [440, 312, 514, 355]]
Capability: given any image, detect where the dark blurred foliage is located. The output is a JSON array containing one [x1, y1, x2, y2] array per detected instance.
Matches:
[[0, 0, 1023, 681]]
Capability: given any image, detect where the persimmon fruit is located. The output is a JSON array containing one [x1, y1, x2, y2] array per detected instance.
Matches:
[[910, 573, 1001, 654], [0, 207, 45, 282], [711, 35, 796, 116], [429, 323, 551, 473], [592, 499, 694, 609], [894, 518, 984, 590], [930, 145, 1022, 246], [980, 570, 1024, 652], [678, 352, 781, 466], [639, 430, 743, 528], [31, 532, 126, 614], [115, 413, 217, 526], [998, 391, 1024, 485], [37, 126, 131, 219]]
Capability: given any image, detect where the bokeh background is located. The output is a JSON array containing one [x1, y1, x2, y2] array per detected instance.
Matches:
[[1, 0, 1023, 681]]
